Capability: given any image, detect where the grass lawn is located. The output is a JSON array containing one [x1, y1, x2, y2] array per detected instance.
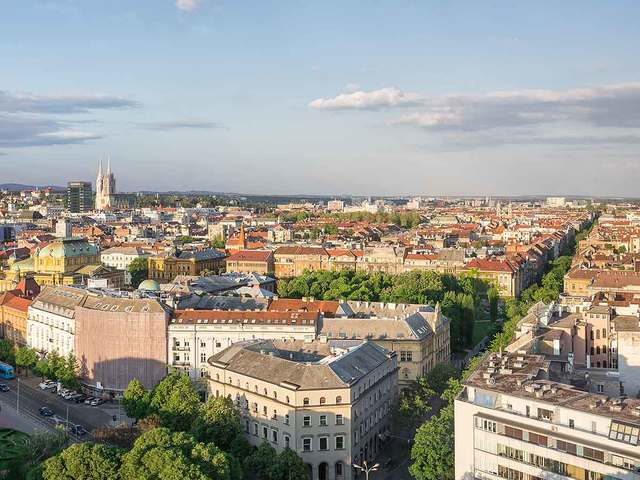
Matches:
[[472, 320, 496, 346]]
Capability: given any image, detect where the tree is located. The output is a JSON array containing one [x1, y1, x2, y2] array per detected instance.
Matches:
[[57, 352, 81, 390], [42, 442, 123, 480], [270, 448, 309, 480], [119, 428, 232, 480], [191, 395, 242, 451], [243, 441, 278, 480], [3, 428, 68, 479], [210, 236, 226, 249], [0, 339, 15, 364], [409, 404, 455, 480], [487, 287, 499, 323], [15, 346, 38, 374], [123, 379, 150, 420], [128, 257, 149, 289], [424, 363, 457, 395], [149, 372, 201, 431], [397, 376, 435, 426]]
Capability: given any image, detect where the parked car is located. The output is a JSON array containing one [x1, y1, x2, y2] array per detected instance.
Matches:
[[56, 388, 70, 396], [65, 393, 82, 402], [39, 407, 54, 417], [0, 384, 9, 392], [39, 381, 56, 390], [74, 394, 88, 404], [83, 397, 95, 405], [89, 398, 104, 406], [70, 425, 88, 436]]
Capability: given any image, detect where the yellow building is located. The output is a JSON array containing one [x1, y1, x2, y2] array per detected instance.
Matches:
[[148, 249, 227, 282], [0, 238, 124, 289], [0, 291, 31, 346]]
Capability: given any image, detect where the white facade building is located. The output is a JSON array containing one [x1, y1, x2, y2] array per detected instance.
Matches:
[[100, 246, 150, 285], [168, 310, 318, 379], [208, 339, 398, 480], [455, 352, 640, 480], [27, 285, 87, 357]]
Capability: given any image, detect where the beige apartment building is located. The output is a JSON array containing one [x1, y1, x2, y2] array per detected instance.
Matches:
[[455, 352, 640, 480], [208, 339, 398, 480]]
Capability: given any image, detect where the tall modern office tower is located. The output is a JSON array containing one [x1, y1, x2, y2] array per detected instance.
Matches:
[[66, 181, 92, 213], [95, 156, 116, 210]]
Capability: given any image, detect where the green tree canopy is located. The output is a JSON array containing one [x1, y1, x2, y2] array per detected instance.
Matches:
[[0, 339, 15, 364], [149, 372, 201, 431], [119, 428, 232, 480], [191, 396, 242, 451], [409, 404, 455, 480], [15, 346, 38, 372], [128, 257, 149, 289], [123, 379, 150, 420], [42, 443, 123, 480]]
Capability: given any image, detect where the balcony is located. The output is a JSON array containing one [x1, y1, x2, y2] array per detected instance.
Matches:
[[172, 345, 191, 351]]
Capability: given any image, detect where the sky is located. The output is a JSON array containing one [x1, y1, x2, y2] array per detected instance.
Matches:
[[1, 0, 640, 196]]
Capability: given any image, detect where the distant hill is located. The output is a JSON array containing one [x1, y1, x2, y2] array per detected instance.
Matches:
[[0, 183, 66, 191]]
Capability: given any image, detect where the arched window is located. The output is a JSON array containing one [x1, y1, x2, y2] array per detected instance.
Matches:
[[590, 347, 595, 355], [602, 328, 607, 338], [602, 346, 607, 354], [303, 397, 310, 406], [273, 391, 277, 399], [596, 330, 600, 339], [320, 397, 326, 405], [263, 388, 268, 396], [335, 461, 344, 477], [596, 346, 601, 355], [336, 396, 342, 404], [286, 396, 290, 404], [590, 331, 594, 340]]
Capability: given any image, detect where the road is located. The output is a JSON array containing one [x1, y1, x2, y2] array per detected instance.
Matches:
[[0, 376, 118, 439]]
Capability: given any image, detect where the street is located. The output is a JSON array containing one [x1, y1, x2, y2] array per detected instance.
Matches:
[[0, 376, 120, 439]]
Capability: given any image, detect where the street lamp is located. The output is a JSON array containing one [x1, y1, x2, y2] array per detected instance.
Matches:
[[353, 461, 379, 480], [16, 377, 20, 414]]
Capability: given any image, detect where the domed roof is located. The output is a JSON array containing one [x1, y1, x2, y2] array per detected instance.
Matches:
[[37, 238, 98, 259], [138, 279, 161, 292]]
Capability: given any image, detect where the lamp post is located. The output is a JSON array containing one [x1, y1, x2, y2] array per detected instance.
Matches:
[[16, 377, 20, 414], [353, 461, 379, 480]]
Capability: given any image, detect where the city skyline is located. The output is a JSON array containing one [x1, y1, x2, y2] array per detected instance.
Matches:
[[2, 1, 640, 196]]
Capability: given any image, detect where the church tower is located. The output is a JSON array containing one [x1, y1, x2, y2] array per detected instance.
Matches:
[[95, 155, 116, 210]]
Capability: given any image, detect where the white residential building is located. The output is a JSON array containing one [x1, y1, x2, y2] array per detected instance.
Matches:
[[208, 339, 398, 480], [27, 285, 87, 357], [100, 246, 150, 285], [168, 310, 318, 379], [455, 352, 640, 480]]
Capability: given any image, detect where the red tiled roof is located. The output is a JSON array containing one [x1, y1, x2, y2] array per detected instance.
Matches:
[[0, 291, 31, 312], [172, 309, 318, 325], [268, 298, 340, 316], [274, 246, 328, 256], [226, 250, 273, 262]]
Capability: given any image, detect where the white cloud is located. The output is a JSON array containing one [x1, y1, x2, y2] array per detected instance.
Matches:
[[176, 0, 201, 12], [309, 87, 423, 111], [135, 119, 224, 130], [397, 83, 640, 131], [0, 89, 137, 148]]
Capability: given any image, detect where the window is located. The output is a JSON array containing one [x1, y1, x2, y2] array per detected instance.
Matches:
[[303, 397, 309, 406], [609, 421, 640, 445], [262, 426, 268, 439], [335, 462, 344, 476], [527, 432, 547, 447], [284, 414, 290, 425], [597, 384, 604, 393], [319, 415, 327, 426], [596, 330, 600, 339], [583, 446, 604, 462], [284, 434, 290, 448], [335, 435, 345, 450], [596, 346, 601, 355], [477, 418, 497, 433], [336, 396, 342, 404], [253, 423, 258, 436], [244, 420, 249, 433], [602, 328, 606, 338], [569, 419, 575, 429], [263, 406, 268, 416], [590, 330, 594, 340], [400, 351, 413, 362], [273, 391, 277, 399], [319, 437, 329, 451], [504, 425, 523, 440], [590, 347, 595, 355], [303, 415, 311, 427], [320, 397, 326, 405], [537, 408, 553, 422], [602, 345, 607, 354], [303, 438, 312, 452], [272, 430, 278, 444], [286, 396, 290, 404], [200, 353, 206, 362], [336, 414, 344, 425]]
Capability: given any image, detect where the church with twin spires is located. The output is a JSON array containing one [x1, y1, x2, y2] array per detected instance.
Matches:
[[95, 157, 116, 210]]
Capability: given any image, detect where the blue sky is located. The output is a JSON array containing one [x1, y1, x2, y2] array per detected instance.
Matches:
[[1, 0, 640, 196]]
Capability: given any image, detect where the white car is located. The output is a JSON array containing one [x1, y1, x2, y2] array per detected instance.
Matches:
[[39, 381, 56, 390], [62, 391, 78, 400]]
